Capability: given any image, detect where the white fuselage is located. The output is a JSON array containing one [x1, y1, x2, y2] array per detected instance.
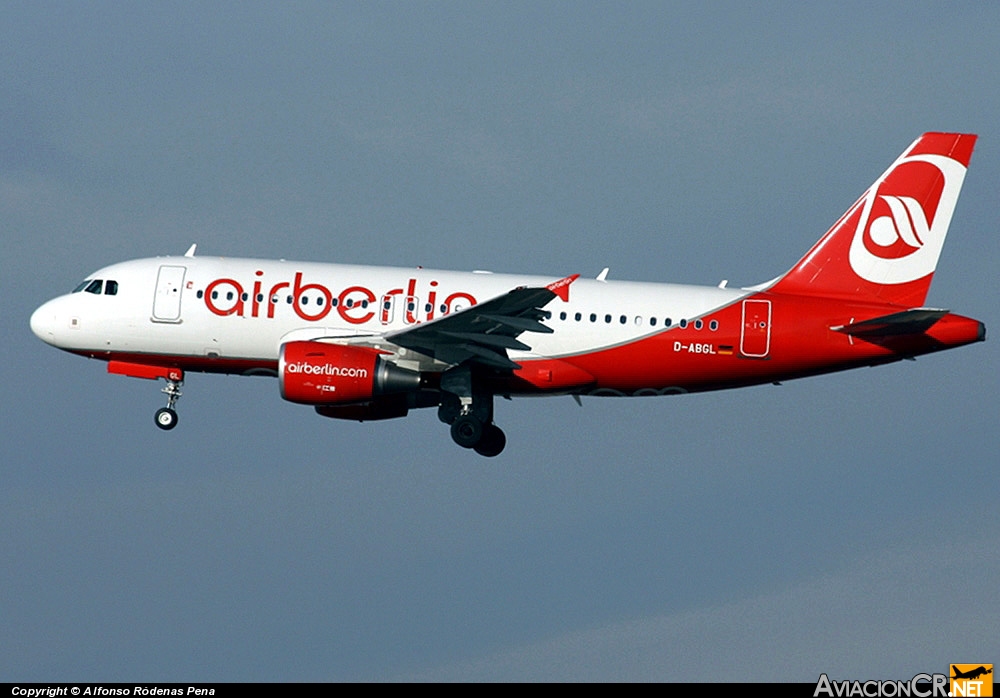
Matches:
[[31, 255, 749, 379]]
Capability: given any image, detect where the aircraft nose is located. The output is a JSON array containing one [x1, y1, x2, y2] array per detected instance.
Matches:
[[30, 300, 58, 344]]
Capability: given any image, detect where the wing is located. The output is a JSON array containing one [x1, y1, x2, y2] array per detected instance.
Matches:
[[384, 274, 579, 370]]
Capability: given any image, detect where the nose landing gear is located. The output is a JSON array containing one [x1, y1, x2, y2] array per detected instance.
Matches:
[[106, 361, 185, 432], [154, 376, 182, 430]]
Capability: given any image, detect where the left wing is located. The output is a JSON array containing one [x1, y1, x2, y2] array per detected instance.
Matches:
[[384, 274, 579, 370]]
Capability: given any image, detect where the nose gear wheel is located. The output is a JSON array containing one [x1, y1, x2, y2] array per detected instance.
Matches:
[[154, 376, 183, 431]]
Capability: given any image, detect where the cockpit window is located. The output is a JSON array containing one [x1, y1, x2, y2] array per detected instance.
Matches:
[[72, 279, 118, 295]]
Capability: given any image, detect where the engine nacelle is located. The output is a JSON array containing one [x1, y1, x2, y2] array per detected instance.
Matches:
[[279, 341, 421, 405]]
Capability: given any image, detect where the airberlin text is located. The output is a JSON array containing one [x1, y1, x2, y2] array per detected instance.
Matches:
[[814, 673, 948, 697], [285, 362, 368, 378], [202, 271, 477, 325]]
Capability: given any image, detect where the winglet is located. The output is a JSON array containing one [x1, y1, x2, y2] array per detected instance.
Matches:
[[546, 274, 580, 302]]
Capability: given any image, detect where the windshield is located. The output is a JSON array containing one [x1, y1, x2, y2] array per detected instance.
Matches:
[[71, 279, 118, 295]]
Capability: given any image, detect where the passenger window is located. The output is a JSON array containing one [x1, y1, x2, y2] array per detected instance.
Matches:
[[104, 280, 118, 296], [590, 313, 597, 322], [574, 312, 582, 321], [605, 314, 612, 323]]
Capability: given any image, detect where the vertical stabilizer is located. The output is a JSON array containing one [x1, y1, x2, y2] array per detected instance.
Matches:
[[768, 133, 976, 307]]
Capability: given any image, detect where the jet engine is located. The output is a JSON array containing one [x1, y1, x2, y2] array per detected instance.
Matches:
[[279, 341, 421, 405]]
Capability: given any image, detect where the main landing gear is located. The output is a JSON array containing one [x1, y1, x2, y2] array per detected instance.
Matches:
[[439, 366, 507, 457], [450, 415, 507, 457], [154, 375, 183, 431]]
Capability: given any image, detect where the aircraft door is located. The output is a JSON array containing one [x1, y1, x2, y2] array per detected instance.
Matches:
[[152, 265, 186, 322], [740, 299, 771, 357]]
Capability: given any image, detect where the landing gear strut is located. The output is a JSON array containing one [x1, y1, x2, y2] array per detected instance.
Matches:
[[154, 375, 183, 431], [439, 366, 507, 457]]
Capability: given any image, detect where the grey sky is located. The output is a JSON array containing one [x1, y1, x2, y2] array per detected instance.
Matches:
[[2, 2, 997, 681]]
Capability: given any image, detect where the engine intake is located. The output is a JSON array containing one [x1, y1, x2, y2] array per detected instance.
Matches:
[[279, 341, 420, 405]]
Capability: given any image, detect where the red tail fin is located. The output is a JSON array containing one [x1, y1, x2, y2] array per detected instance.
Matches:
[[768, 133, 976, 307]]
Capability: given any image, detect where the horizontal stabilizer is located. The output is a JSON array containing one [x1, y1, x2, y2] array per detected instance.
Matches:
[[831, 308, 949, 337]]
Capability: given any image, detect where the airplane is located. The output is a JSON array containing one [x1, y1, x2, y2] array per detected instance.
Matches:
[[30, 132, 985, 456], [951, 666, 993, 681]]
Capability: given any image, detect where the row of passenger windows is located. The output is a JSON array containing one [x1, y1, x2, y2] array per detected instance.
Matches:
[[557, 310, 718, 330], [72, 279, 118, 296], [66, 280, 719, 333], [194, 287, 717, 330]]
